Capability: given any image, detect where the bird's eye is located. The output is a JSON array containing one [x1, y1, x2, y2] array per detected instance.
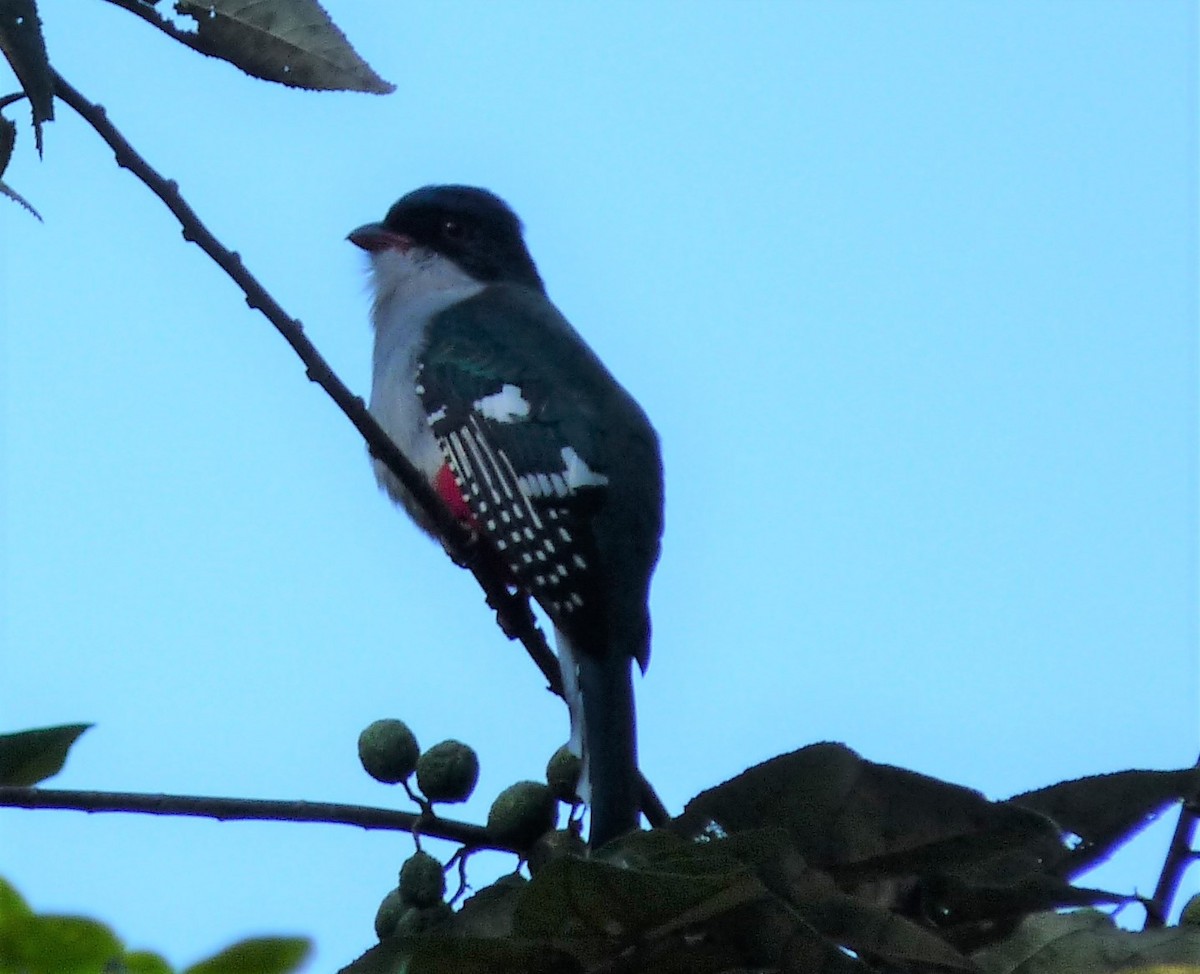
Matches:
[[442, 219, 466, 240]]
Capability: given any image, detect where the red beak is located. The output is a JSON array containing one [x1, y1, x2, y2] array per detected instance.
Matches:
[[348, 223, 414, 253]]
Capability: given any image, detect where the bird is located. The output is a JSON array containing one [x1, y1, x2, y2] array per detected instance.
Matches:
[[348, 185, 663, 847]]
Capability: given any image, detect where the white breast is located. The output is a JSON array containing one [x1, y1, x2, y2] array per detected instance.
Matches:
[[365, 247, 485, 520]]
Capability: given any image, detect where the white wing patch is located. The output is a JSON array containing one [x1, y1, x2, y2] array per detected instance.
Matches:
[[515, 448, 608, 500], [561, 446, 609, 490], [473, 383, 531, 423]]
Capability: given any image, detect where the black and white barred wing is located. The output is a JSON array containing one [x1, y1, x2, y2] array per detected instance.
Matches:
[[416, 328, 609, 624]]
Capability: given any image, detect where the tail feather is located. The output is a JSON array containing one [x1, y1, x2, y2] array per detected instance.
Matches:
[[555, 628, 639, 848]]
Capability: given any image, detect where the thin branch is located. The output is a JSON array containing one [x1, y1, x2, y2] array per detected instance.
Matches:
[[1144, 763, 1200, 928], [99, 0, 196, 46], [47, 68, 668, 831], [48, 68, 556, 684], [0, 786, 500, 850]]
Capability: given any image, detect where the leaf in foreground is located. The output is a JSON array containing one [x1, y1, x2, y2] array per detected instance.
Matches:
[[0, 723, 91, 785], [183, 936, 311, 974], [974, 910, 1200, 974], [0, 878, 123, 974]]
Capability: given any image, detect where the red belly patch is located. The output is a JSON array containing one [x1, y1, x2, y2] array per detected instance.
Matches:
[[434, 463, 476, 526]]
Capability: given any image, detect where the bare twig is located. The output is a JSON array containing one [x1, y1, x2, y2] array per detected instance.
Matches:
[[48, 67, 558, 685], [48, 68, 668, 830], [99, 0, 196, 46], [1144, 759, 1200, 928], [0, 786, 502, 850]]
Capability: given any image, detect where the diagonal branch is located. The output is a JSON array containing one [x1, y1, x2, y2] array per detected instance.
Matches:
[[48, 68, 557, 685], [48, 69, 668, 829]]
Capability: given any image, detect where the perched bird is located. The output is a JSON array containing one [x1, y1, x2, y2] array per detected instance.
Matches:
[[349, 186, 663, 847]]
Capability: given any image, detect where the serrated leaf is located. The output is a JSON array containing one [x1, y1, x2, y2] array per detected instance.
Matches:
[[145, 0, 395, 93], [0, 87, 45, 220], [1009, 767, 1200, 879], [0, 724, 92, 785], [674, 743, 1062, 890], [0, 0, 52, 153], [183, 937, 310, 974]]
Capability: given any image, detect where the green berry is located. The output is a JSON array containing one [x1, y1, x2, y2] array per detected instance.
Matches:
[[486, 780, 558, 848], [374, 887, 405, 940], [358, 719, 420, 784], [416, 740, 480, 803], [545, 745, 582, 803], [398, 851, 446, 908]]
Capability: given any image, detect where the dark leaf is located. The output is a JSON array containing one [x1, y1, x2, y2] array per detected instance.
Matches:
[[0, 0, 52, 153], [339, 936, 580, 974], [0, 114, 41, 219], [447, 874, 528, 939], [930, 872, 1128, 928], [802, 893, 979, 971], [972, 909, 1200, 974], [0, 724, 91, 786], [779, 927, 876, 973], [144, 0, 396, 93], [722, 830, 977, 970], [1009, 767, 1200, 878], [513, 850, 765, 941], [183, 937, 310, 974], [675, 743, 1063, 891]]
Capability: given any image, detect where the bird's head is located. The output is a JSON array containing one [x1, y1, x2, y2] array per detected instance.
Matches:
[[349, 185, 545, 296]]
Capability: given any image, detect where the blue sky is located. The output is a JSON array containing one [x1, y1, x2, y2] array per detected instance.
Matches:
[[1, 2, 1196, 971]]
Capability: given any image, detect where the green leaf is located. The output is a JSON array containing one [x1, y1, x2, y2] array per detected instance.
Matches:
[[0, 724, 92, 785], [0, 876, 33, 923], [339, 936, 580, 974], [0, 876, 35, 969], [974, 910, 1200, 974], [183, 937, 311, 974], [3, 914, 122, 974], [122, 949, 175, 974]]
